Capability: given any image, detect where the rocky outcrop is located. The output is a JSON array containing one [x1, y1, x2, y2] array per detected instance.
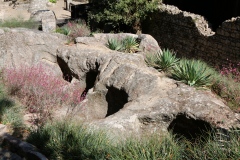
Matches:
[[0, 28, 67, 75], [57, 35, 240, 139]]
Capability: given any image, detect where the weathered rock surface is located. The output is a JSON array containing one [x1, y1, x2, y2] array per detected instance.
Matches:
[[1, 133, 47, 160], [57, 35, 240, 139], [91, 33, 162, 54], [31, 10, 57, 33], [0, 28, 67, 75], [0, 29, 239, 140], [28, 0, 48, 14]]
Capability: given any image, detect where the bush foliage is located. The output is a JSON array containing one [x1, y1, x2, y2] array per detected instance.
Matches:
[[88, 0, 160, 32]]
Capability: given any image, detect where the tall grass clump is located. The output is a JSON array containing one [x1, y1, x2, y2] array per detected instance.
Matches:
[[111, 134, 184, 160], [26, 120, 240, 160], [145, 49, 179, 72], [0, 83, 25, 134], [26, 121, 112, 160], [183, 129, 240, 159], [172, 59, 213, 87], [2, 65, 85, 126], [0, 18, 39, 29]]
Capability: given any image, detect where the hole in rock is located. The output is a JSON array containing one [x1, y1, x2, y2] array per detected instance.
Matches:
[[168, 114, 213, 142], [85, 70, 98, 91], [57, 56, 79, 82], [163, 0, 240, 31], [81, 70, 98, 97], [105, 87, 129, 117]]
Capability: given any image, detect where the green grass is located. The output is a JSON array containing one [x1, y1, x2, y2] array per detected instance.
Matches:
[[26, 121, 240, 160], [0, 83, 25, 131], [0, 18, 39, 29], [27, 121, 111, 160]]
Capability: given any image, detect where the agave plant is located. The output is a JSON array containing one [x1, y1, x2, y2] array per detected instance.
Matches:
[[122, 36, 139, 53], [171, 59, 213, 87], [145, 49, 179, 72], [106, 38, 123, 51]]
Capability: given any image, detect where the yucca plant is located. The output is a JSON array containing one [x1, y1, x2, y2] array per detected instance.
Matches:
[[145, 49, 179, 72], [122, 36, 139, 53], [106, 38, 123, 51], [172, 59, 213, 87]]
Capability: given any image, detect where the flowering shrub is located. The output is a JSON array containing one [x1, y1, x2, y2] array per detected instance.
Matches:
[[210, 61, 240, 110], [220, 61, 240, 82], [2, 64, 85, 126], [56, 20, 91, 41]]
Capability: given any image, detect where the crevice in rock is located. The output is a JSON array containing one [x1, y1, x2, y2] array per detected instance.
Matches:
[[57, 56, 79, 82], [85, 70, 98, 90], [167, 114, 213, 141], [105, 87, 128, 117], [163, 0, 240, 31]]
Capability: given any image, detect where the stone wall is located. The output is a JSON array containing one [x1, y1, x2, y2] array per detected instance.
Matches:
[[143, 4, 240, 66]]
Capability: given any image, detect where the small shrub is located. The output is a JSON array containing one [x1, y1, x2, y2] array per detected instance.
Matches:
[[145, 49, 179, 72], [88, 0, 160, 32], [55, 27, 71, 36], [56, 20, 91, 41], [211, 71, 240, 110], [0, 18, 39, 29], [220, 61, 240, 82], [2, 65, 85, 127], [172, 59, 213, 87]]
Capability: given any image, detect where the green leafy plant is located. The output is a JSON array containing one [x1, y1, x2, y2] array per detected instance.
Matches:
[[55, 20, 90, 41], [55, 27, 71, 36], [106, 36, 139, 53], [106, 38, 123, 51], [172, 59, 213, 87], [122, 36, 139, 53], [88, 0, 160, 32], [145, 49, 179, 72], [49, 0, 57, 3]]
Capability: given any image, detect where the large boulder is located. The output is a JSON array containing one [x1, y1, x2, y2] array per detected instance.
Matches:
[[57, 35, 240, 139], [0, 28, 67, 75]]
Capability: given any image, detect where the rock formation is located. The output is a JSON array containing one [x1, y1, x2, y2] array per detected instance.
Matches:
[[56, 33, 240, 139], [0, 29, 239, 140], [0, 28, 67, 75]]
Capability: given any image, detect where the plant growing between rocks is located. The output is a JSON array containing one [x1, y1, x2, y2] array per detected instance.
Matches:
[[145, 49, 179, 72], [56, 20, 91, 42], [171, 59, 213, 87], [106, 36, 139, 53], [26, 121, 240, 159], [2, 65, 85, 127]]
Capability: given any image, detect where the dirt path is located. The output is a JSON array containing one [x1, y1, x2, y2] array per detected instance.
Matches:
[[0, 0, 77, 21]]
